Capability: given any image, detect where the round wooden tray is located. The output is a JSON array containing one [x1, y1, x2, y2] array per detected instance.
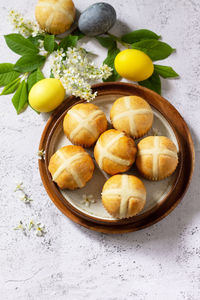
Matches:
[[39, 82, 195, 233]]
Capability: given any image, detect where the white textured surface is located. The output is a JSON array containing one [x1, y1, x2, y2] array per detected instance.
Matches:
[[0, 0, 200, 299]]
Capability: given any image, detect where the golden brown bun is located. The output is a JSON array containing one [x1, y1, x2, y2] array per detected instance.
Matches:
[[94, 129, 137, 175], [110, 95, 153, 139], [48, 145, 94, 190], [136, 136, 178, 180], [35, 0, 76, 35], [102, 175, 146, 219], [63, 103, 107, 148]]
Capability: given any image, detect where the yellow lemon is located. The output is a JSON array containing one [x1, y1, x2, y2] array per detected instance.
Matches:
[[114, 49, 154, 82], [29, 78, 65, 112]]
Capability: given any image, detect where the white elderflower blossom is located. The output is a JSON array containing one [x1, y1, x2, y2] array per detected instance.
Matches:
[[35, 223, 46, 237], [9, 10, 44, 37], [14, 221, 26, 235], [38, 40, 48, 56], [14, 182, 33, 204], [81, 194, 96, 207], [50, 47, 112, 102], [15, 182, 24, 192], [37, 149, 45, 160], [20, 194, 33, 204], [28, 220, 35, 231]]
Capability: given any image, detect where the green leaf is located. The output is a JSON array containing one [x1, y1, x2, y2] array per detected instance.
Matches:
[[1, 77, 21, 95], [50, 70, 55, 78], [4, 34, 39, 56], [54, 41, 59, 51], [131, 39, 175, 61], [28, 35, 44, 47], [154, 64, 179, 78], [0, 63, 20, 86], [27, 68, 45, 92], [103, 46, 120, 82], [44, 34, 55, 53], [122, 29, 160, 44], [139, 70, 161, 94], [59, 35, 79, 50], [12, 80, 28, 114], [14, 55, 46, 73], [96, 36, 116, 49]]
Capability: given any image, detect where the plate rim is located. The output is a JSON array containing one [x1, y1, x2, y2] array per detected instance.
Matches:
[[38, 82, 195, 233]]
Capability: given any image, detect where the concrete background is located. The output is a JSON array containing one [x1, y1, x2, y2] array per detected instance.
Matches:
[[0, 0, 200, 299]]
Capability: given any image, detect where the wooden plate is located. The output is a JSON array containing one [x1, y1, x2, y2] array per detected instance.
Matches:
[[38, 82, 195, 233]]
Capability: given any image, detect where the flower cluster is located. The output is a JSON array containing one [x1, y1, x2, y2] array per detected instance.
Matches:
[[151, 127, 161, 136], [50, 47, 112, 102], [8, 10, 48, 55], [14, 182, 46, 237], [15, 182, 33, 204], [81, 194, 96, 207], [9, 10, 44, 37], [14, 220, 46, 237]]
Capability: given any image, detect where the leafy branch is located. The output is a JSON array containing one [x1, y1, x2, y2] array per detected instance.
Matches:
[[0, 31, 84, 114], [1, 14, 179, 115], [96, 29, 179, 94]]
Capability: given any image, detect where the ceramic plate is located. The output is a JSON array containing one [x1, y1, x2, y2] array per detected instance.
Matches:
[[39, 82, 195, 233]]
